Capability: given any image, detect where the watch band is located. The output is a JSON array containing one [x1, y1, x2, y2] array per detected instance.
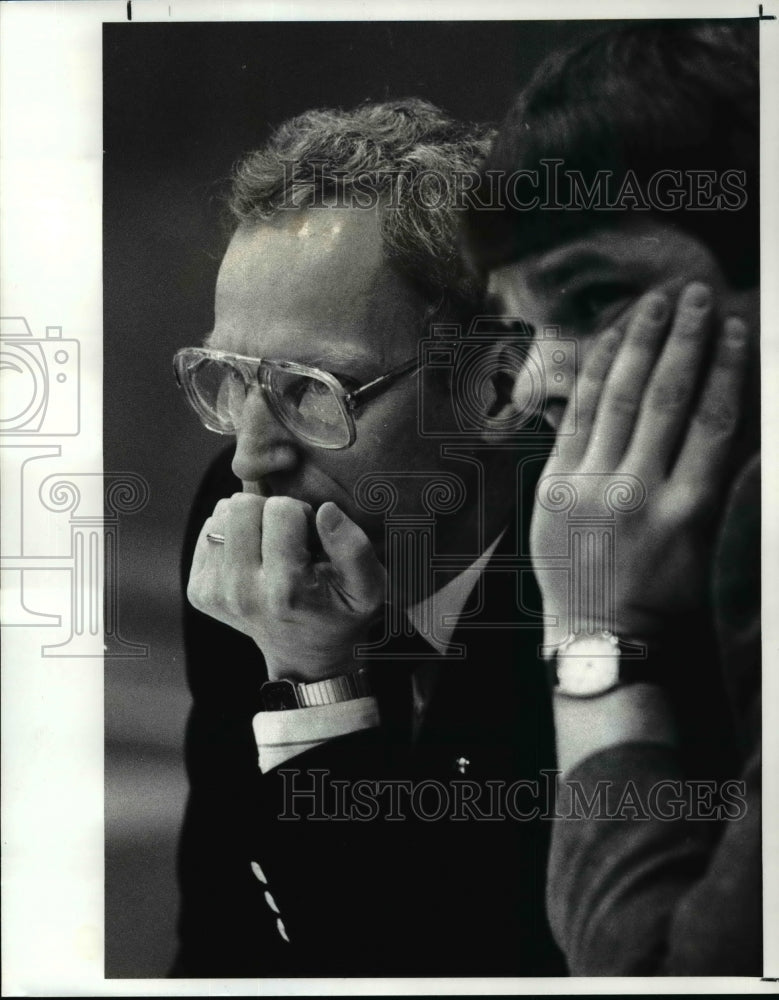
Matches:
[[260, 668, 372, 710], [298, 669, 372, 707]]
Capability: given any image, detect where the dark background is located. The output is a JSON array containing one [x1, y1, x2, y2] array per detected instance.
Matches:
[[103, 19, 619, 977]]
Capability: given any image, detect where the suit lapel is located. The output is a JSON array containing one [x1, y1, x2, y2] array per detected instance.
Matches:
[[415, 514, 556, 779]]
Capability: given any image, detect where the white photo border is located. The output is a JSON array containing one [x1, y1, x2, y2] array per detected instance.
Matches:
[[1, 0, 776, 994]]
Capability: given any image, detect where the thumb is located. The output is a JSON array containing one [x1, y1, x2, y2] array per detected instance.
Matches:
[[316, 502, 386, 612]]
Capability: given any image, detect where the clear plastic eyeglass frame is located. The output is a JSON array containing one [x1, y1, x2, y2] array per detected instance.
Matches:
[[173, 346, 423, 450]]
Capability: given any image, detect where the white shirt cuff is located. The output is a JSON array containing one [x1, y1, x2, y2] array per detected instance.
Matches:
[[252, 696, 380, 773]]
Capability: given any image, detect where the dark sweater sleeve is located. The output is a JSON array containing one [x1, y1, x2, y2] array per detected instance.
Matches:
[[547, 741, 761, 975], [546, 458, 762, 976]]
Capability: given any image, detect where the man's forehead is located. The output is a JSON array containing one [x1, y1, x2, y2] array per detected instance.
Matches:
[[221, 207, 384, 272], [212, 206, 428, 365]]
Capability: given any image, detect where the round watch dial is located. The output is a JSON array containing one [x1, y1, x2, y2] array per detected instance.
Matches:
[[556, 635, 620, 696]]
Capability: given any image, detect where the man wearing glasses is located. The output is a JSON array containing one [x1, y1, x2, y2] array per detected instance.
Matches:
[[171, 100, 565, 977]]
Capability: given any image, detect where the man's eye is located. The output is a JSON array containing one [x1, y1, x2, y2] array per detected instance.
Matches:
[[328, 372, 361, 393], [286, 376, 330, 403]]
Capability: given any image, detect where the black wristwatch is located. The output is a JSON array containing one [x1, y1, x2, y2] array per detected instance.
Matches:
[[260, 668, 372, 710], [549, 631, 659, 698]]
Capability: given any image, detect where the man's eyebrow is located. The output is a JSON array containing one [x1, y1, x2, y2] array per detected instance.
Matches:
[[307, 350, 379, 375], [201, 333, 378, 373]]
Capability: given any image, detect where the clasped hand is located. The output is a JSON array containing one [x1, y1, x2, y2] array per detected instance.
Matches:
[[187, 496, 387, 681]]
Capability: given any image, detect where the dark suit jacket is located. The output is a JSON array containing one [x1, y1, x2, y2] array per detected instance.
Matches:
[[546, 456, 761, 975], [172, 446, 567, 978]]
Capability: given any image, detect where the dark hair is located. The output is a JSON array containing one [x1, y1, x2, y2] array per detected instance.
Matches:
[[464, 21, 759, 288], [228, 99, 495, 316]]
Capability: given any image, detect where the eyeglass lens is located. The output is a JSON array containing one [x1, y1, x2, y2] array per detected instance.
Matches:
[[266, 367, 348, 444], [186, 355, 350, 446]]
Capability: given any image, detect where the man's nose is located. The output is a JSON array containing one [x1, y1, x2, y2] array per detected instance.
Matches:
[[511, 335, 576, 422], [230, 387, 298, 484]]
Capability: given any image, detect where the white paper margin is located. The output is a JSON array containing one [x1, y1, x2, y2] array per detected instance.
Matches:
[[1, 0, 777, 995]]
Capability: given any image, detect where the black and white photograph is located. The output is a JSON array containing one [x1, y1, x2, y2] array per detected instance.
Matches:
[[2, 1, 777, 994]]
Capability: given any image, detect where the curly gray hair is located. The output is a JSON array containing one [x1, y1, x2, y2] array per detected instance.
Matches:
[[229, 99, 495, 314]]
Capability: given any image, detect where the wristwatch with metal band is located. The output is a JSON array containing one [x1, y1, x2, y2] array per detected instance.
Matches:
[[550, 631, 658, 698], [260, 668, 372, 710]]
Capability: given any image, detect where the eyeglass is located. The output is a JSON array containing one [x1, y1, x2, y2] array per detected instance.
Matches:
[[173, 346, 423, 450]]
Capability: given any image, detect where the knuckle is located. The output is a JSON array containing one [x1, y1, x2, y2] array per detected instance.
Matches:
[[265, 580, 294, 616], [672, 299, 712, 341], [186, 578, 202, 609], [662, 485, 697, 522], [717, 340, 748, 370], [582, 354, 613, 385], [187, 575, 219, 614], [230, 491, 264, 510], [237, 591, 258, 617], [266, 494, 300, 511], [265, 495, 306, 526], [603, 389, 639, 416], [582, 329, 621, 380], [222, 579, 240, 609], [629, 310, 667, 344], [646, 380, 689, 411], [674, 309, 707, 340], [224, 579, 251, 615], [225, 492, 265, 526], [212, 498, 232, 517]]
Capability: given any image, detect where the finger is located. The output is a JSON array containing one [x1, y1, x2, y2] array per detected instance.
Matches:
[[316, 502, 386, 612], [261, 496, 313, 595], [187, 501, 236, 612], [190, 494, 238, 579], [552, 325, 622, 469], [671, 315, 750, 493], [625, 283, 714, 477], [584, 291, 671, 469], [190, 514, 223, 579], [222, 493, 267, 572]]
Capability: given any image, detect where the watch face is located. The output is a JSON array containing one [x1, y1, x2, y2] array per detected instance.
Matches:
[[557, 635, 620, 696], [261, 679, 301, 711]]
